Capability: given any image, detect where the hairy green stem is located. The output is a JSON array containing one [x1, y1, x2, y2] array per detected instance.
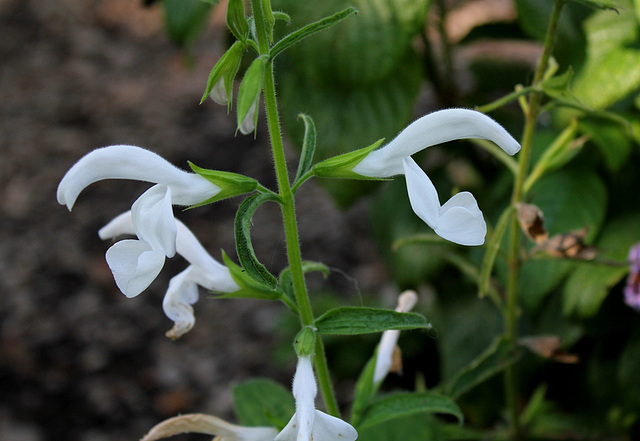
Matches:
[[250, 0, 340, 417], [504, 2, 565, 439]]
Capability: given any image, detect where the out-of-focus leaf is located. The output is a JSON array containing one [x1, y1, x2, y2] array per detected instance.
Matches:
[[314, 307, 431, 335], [579, 118, 632, 172], [162, 0, 212, 47], [358, 392, 463, 429], [571, 2, 640, 109], [233, 379, 294, 428], [563, 214, 640, 317], [528, 169, 607, 239], [443, 336, 521, 399]]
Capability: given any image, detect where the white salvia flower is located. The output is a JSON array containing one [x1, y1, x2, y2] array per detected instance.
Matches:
[[276, 356, 358, 441], [352, 109, 521, 246], [57, 145, 220, 297], [210, 78, 229, 105], [140, 413, 278, 441], [373, 290, 419, 384], [238, 100, 258, 135], [99, 211, 239, 338]]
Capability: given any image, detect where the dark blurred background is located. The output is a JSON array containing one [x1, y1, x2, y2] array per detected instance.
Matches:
[[0, 1, 389, 439]]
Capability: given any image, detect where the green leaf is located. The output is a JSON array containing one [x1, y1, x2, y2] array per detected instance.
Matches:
[[579, 118, 632, 172], [350, 355, 377, 427], [226, 0, 249, 42], [443, 336, 521, 399], [162, 0, 212, 47], [570, 0, 621, 10], [233, 379, 294, 428], [314, 307, 431, 335], [220, 251, 283, 300], [528, 169, 607, 238], [188, 162, 259, 205], [563, 214, 640, 317], [358, 392, 463, 429], [571, 3, 640, 109], [235, 193, 280, 287], [269, 7, 358, 60], [294, 114, 317, 185]]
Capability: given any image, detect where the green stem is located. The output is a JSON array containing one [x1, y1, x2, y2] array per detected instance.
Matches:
[[504, 1, 565, 439], [250, 0, 340, 417]]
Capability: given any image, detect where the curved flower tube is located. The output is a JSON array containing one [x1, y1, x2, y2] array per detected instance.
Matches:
[[275, 356, 358, 441], [57, 145, 219, 210], [57, 145, 221, 296], [352, 109, 520, 246], [140, 413, 278, 441], [100, 211, 239, 337], [373, 290, 419, 384]]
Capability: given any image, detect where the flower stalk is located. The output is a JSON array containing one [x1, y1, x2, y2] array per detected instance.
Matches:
[[250, 0, 340, 417], [504, 1, 566, 439]]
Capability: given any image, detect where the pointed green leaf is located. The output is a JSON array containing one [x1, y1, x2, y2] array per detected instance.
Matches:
[[350, 354, 377, 427], [293, 114, 317, 185], [314, 307, 431, 335], [226, 0, 249, 42], [443, 336, 522, 399], [269, 7, 358, 60], [233, 379, 294, 428], [235, 194, 280, 287], [570, 0, 620, 9], [358, 392, 463, 429]]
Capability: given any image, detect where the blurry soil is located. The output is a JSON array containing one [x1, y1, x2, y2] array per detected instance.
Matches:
[[0, 1, 389, 440]]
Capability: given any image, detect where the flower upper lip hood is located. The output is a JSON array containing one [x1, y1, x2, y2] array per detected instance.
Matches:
[[352, 108, 521, 178], [57, 144, 220, 210]]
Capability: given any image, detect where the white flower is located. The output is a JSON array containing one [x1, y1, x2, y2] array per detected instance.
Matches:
[[100, 211, 239, 338], [57, 145, 220, 297], [140, 413, 278, 441], [276, 356, 358, 441], [373, 290, 419, 384], [352, 109, 521, 246]]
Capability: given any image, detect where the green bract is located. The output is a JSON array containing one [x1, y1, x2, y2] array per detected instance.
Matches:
[[226, 0, 250, 42], [294, 326, 316, 357], [237, 56, 267, 134], [188, 162, 259, 206], [311, 139, 385, 180], [200, 40, 245, 107]]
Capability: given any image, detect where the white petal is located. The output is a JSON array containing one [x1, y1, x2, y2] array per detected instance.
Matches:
[[174, 219, 240, 293], [210, 78, 229, 105], [98, 211, 135, 240], [373, 330, 399, 383], [402, 157, 440, 229], [163, 266, 199, 339], [132, 185, 177, 258], [312, 411, 358, 441], [239, 101, 258, 135], [57, 145, 220, 210], [273, 413, 299, 441], [353, 108, 521, 177], [292, 356, 317, 441], [436, 192, 486, 245], [105, 239, 165, 297]]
